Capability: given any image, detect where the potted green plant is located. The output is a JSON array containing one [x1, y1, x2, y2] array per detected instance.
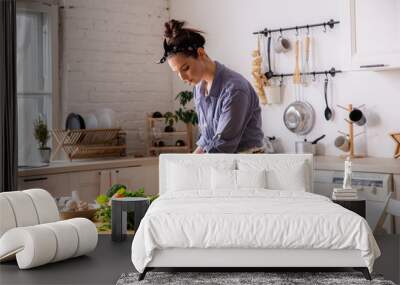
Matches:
[[163, 111, 178, 132], [174, 91, 198, 125], [33, 116, 51, 163]]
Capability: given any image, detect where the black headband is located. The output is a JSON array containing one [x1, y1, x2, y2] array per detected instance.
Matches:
[[157, 39, 203, 64]]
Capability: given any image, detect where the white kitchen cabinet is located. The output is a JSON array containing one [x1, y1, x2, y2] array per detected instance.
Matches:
[[18, 157, 159, 201], [345, 0, 400, 70], [18, 171, 105, 202], [110, 165, 158, 196], [18, 173, 71, 198], [69, 170, 109, 203], [18, 165, 158, 201]]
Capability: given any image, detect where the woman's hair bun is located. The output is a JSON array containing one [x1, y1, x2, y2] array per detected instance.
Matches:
[[160, 19, 206, 61], [164, 19, 185, 39]]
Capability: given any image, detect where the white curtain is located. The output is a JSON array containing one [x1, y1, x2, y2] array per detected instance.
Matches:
[[17, 10, 52, 166]]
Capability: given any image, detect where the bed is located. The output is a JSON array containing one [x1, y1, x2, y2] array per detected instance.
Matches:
[[131, 154, 380, 280]]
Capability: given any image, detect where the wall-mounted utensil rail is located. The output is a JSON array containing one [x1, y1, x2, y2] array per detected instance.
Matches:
[[268, 67, 342, 80], [253, 19, 340, 36]]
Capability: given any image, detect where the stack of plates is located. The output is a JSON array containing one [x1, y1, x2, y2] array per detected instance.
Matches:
[[65, 108, 119, 130]]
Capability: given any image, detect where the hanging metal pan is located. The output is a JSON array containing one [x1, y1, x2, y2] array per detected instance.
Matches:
[[283, 101, 315, 135]]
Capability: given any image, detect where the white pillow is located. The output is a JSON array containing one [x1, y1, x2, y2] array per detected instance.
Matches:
[[266, 161, 307, 191], [167, 162, 208, 191], [211, 168, 267, 190], [211, 168, 236, 190], [237, 159, 309, 191], [236, 169, 267, 189], [167, 160, 235, 192]]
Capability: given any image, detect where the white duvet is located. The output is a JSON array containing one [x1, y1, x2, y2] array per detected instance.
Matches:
[[131, 190, 380, 273]]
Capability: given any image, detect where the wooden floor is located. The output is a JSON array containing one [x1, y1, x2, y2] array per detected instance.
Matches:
[[0, 234, 398, 285]]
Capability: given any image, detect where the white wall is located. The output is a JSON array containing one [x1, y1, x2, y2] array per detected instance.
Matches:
[[59, 0, 171, 155], [170, 0, 400, 157]]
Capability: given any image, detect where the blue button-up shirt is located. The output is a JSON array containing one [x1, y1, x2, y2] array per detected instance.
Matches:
[[194, 61, 264, 153]]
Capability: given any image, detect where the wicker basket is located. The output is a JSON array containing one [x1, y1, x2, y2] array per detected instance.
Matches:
[[59, 208, 97, 220]]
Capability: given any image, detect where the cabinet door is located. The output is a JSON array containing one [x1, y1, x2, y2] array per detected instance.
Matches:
[[18, 173, 70, 198], [110, 165, 158, 195], [69, 170, 106, 203], [348, 0, 400, 69]]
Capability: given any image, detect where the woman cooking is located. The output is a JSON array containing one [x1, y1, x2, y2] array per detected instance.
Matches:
[[159, 20, 264, 154]]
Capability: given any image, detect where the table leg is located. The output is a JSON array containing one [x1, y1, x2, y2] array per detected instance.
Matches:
[[133, 201, 149, 231], [112, 201, 124, 242]]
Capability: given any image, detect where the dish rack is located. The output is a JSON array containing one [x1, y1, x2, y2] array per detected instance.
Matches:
[[51, 128, 126, 161]]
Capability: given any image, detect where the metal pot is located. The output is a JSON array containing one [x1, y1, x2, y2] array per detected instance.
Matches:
[[295, 141, 316, 155], [295, 135, 326, 155], [283, 101, 315, 135]]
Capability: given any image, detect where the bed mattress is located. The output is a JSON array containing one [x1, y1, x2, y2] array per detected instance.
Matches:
[[131, 190, 380, 273]]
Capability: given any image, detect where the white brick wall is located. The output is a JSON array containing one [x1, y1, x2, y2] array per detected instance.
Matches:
[[60, 0, 172, 155]]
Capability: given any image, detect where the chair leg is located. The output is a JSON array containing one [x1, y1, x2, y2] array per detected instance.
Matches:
[[138, 268, 148, 281], [354, 267, 371, 280]]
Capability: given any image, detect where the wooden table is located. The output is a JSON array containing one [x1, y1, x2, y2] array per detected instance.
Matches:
[[333, 199, 366, 218]]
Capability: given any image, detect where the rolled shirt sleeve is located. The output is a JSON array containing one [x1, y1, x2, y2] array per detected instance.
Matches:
[[203, 90, 249, 153], [196, 134, 208, 150], [194, 85, 209, 151]]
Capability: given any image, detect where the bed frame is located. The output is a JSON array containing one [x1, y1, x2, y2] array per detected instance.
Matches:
[[139, 248, 370, 280], [138, 154, 372, 281]]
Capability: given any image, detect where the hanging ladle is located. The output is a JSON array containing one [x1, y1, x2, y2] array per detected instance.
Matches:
[[324, 77, 332, 120], [265, 35, 274, 79]]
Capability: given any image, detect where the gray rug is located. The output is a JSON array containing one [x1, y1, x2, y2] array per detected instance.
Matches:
[[116, 271, 396, 285]]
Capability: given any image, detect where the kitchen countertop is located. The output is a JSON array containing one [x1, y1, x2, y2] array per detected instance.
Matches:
[[18, 155, 400, 177], [314, 155, 400, 174], [18, 156, 158, 177]]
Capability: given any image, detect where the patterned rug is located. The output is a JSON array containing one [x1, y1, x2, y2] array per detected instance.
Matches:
[[116, 271, 396, 285]]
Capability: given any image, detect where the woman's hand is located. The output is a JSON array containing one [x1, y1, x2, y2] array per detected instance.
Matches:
[[193, 146, 204, 154]]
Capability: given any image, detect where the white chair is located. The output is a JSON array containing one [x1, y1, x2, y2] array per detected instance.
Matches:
[[0, 189, 98, 269], [374, 192, 400, 234]]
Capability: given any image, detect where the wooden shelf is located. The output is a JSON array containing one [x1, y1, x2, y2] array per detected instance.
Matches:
[[145, 114, 194, 156], [148, 117, 164, 122], [159, 131, 188, 136], [149, 146, 189, 151]]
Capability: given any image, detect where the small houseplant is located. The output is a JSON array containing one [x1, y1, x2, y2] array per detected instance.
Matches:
[[174, 91, 198, 126], [163, 111, 178, 132], [33, 116, 51, 163]]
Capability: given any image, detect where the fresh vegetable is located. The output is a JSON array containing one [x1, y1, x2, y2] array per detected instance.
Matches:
[[95, 185, 158, 232], [148, 194, 159, 203], [96, 194, 109, 205], [106, 184, 127, 198], [95, 204, 111, 225]]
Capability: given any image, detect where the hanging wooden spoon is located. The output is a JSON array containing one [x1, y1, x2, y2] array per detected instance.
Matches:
[[302, 35, 310, 86], [293, 39, 301, 84]]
